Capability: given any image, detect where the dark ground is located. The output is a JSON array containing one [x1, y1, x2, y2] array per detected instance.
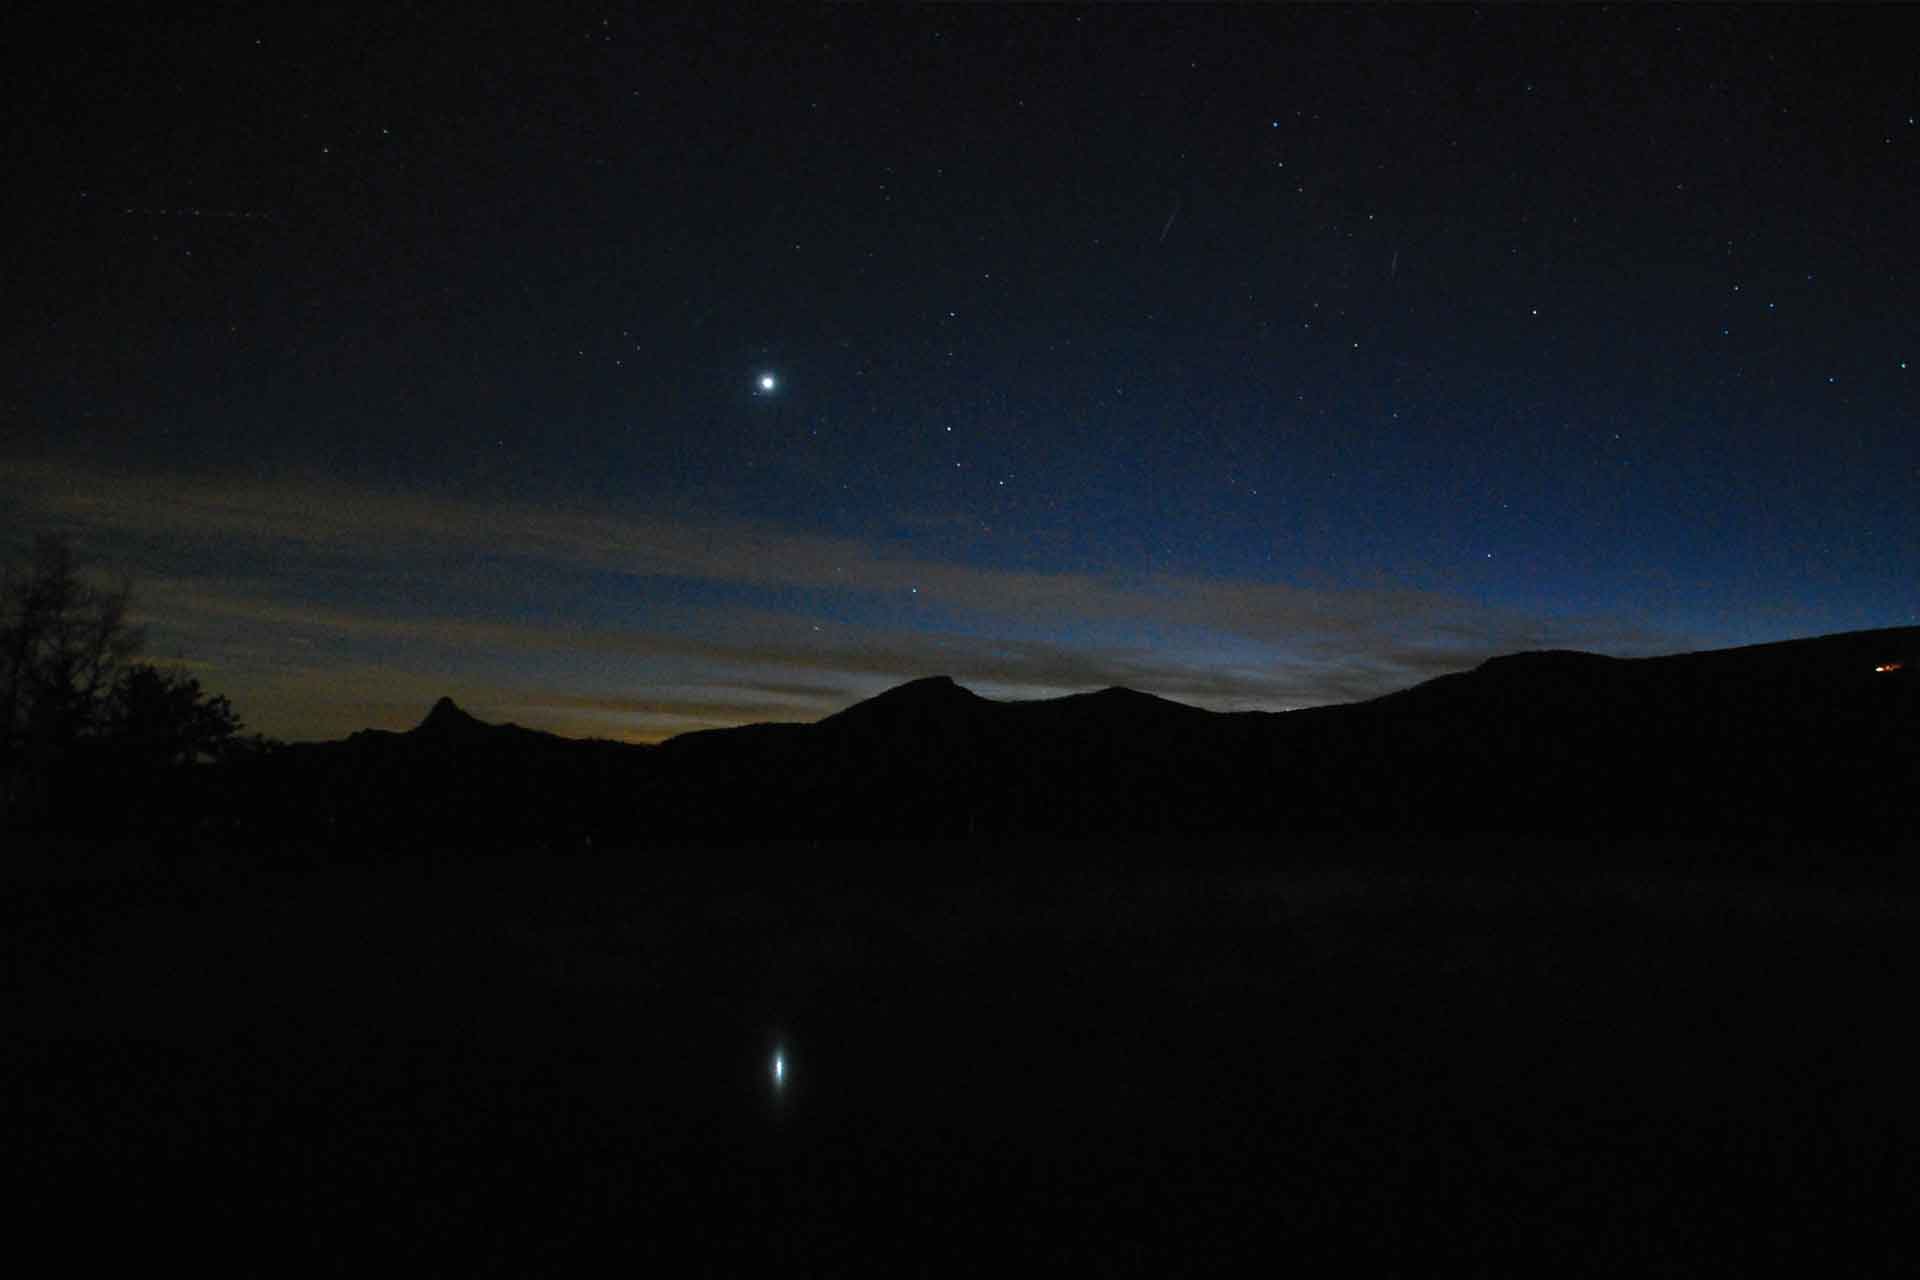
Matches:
[[7, 838, 1920, 1274]]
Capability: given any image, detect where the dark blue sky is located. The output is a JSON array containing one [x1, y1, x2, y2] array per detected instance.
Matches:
[[5, 6, 1915, 740]]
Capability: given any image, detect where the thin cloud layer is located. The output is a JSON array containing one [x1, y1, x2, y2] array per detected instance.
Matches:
[[3, 457, 1695, 741]]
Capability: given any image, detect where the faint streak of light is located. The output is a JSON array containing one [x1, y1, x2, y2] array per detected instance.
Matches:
[[1159, 195, 1182, 244]]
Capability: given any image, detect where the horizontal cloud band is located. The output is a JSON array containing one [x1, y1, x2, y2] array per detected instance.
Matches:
[[2, 457, 1686, 742]]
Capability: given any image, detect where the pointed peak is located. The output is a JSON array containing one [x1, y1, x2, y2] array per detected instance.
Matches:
[[415, 696, 485, 735]]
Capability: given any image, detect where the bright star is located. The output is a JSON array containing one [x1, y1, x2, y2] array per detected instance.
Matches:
[[757, 373, 778, 393], [772, 1048, 786, 1088]]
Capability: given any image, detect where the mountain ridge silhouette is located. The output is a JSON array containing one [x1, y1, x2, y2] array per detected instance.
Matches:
[[240, 626, 1916, 855]]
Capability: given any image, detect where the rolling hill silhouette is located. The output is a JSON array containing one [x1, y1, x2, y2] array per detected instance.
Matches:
[[233, 627, 1917, 856]]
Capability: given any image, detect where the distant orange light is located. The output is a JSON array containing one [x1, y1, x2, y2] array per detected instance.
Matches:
[[1875, 662, 1904, 674]]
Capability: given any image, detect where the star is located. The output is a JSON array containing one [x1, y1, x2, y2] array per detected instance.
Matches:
[[757, 372, 778, 394]]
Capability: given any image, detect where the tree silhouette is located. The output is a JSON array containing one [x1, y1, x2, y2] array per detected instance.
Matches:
[[103, 665, 245, 768], [2, 536, 146, 822], [1, 535, 143, 752], [2, 535, 262, 839]]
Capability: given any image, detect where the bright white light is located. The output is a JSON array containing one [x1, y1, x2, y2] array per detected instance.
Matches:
[[758, 373, 778, 393], [772, 1049, 786, 1088]]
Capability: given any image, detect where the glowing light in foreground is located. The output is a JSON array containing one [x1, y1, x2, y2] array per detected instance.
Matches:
[[772, 1049, 786, 1088], [1875, 662, 1904, 673]]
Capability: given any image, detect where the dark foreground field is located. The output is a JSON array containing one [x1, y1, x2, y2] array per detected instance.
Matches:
[[8, 840, 1920, 1274]]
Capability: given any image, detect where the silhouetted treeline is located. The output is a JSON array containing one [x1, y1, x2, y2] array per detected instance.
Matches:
[[2, 535, 265, 844]]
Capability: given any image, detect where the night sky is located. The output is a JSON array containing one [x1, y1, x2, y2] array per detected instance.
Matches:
[[6, 6, 1915, 742]]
